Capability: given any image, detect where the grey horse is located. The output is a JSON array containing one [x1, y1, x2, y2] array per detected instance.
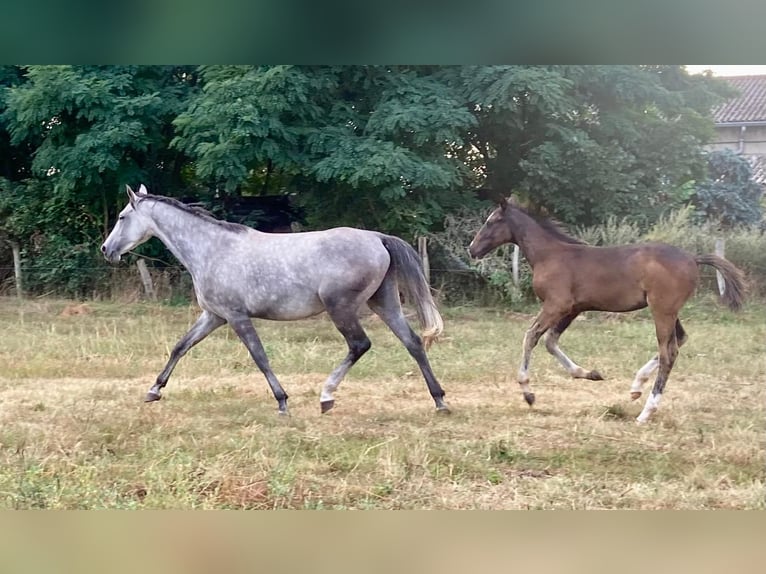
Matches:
[[101, 184, 450, 415]]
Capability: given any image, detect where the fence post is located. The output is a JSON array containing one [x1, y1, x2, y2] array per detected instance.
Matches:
[[714, 237, 726, 296], [511, 244, 520, 286], [417, 236, 430, 285], [136, 259, 157, 301], [11, 241, 23, 298]]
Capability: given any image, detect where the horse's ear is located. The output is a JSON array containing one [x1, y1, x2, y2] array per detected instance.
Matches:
[[137, 184, 148, 196], [507, 195, 520, 207], [498, 197, 509, 211], [126, 184, 138, 206]]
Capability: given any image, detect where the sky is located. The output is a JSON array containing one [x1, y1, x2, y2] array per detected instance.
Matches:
[[685, 65, 766, 76]]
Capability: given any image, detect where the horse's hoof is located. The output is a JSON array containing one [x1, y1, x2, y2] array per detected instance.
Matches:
[[320, 400, 335, 414], [588, 370, 604, 381], [145, 391, 162, 402], [630, 391, 642, 401], [523, 392, 536, 406], [277, 409, 290, 417], [435, 405, 452, 415]]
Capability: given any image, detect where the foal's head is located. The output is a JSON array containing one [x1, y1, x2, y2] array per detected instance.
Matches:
[[101, 184, 153, 263], [468, 199, 514, 259]]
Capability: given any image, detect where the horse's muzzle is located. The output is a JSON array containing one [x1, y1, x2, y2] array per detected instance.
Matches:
[[101, 243, 121, 264], [467, 242, 485, 259]]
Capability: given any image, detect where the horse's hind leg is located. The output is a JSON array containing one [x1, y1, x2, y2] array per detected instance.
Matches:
[[367, 279, 449, 413], [228, 315, 289, 415], [544, 312, 604, 381], [146, 310, 226, 401], [319, 307, 372, 414], [630, 319, 687, 401], [636, 313, 681, 424]]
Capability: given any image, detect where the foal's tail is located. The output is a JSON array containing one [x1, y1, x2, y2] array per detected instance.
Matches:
[[695, 254, 746, 311], [378, 234, 443, 349]]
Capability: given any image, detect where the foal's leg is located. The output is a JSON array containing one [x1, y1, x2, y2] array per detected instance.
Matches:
[[146, 310, 226, 401], [636, 314, 680, 424], [367, 281, 449, 413], [518, 309, 563, 406], [228, 315, 289, 415], [630, 319, 687, 401], [544, 312, 604, 381], [319, 307, 372, 414]]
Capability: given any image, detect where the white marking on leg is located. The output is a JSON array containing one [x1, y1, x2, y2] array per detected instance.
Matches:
[[320, 358, 354, 403], [631, 356, 659, 394], [545, 332, 589, 378], [636, 392, 662, 424]]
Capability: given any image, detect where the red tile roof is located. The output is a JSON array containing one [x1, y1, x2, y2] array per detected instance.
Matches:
[[712, 75, 766, 124]]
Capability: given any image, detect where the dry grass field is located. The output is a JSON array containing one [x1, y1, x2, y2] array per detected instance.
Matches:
[[0, 296, 763, 509]]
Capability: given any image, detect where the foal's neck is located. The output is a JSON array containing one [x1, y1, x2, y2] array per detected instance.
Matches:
[[509, 208, 565, 267]]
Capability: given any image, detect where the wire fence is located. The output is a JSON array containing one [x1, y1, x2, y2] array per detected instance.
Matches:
[[2, 255, 766, 304]]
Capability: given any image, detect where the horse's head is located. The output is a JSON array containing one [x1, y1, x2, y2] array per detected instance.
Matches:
[[101, 184, 153, 263], [468, 197, 515, 259]]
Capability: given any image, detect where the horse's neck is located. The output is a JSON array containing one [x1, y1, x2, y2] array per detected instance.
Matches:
[[147, 202, 225, 274], [510, 210, 560, 267]]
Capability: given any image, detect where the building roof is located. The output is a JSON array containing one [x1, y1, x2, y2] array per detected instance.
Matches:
[[712, 75, 766, 124]]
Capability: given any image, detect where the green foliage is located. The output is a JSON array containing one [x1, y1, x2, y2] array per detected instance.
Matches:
[[173, 65, 477, 237], [691, 149, 764, 228], [0, 65, 758, 298], [448, 65, 735, 227]]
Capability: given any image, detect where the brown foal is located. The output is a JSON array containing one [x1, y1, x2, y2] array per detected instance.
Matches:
[[468, 198, 745, 423]]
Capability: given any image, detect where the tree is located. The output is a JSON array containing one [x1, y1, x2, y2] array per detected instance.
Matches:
[[1, 65, 197, 295], [692, 149, 763, 228], [173, 65, 478, 237], [447, 65, 735, 227]]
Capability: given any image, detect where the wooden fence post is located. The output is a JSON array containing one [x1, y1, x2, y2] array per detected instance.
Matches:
[[511, 244, 520, 287], [417, 236, 430, 285], [136, 259, 157, 301], [715, 237, 726, 296], [11, 241, 23, 298]]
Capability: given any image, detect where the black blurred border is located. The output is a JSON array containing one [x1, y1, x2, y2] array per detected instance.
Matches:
[[2, 0, 766, 63]]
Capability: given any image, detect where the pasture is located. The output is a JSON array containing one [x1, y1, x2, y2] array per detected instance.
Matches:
[[0, 296, 763, 509]]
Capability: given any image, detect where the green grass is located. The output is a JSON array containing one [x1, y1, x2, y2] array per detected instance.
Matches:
[[0, 296, 763, 509]]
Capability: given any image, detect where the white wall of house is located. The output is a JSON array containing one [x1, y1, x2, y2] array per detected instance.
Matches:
[[709, 124, 766, 155]]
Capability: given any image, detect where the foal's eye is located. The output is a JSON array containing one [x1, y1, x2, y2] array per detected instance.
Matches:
[[118, 215, 125, 221]]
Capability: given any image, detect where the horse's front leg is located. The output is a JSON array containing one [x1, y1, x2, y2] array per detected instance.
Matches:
[[228, 316, 289, 415], [146, 310, 226, 401], [518, 309, 560, 406]]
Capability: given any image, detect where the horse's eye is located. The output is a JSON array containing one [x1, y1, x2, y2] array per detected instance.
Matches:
[[118, 215, 125, 221]]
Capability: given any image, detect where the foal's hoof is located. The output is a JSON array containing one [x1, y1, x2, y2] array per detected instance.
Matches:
[[435, 404, 452, 415], [587, 370, 604, 381], [145, 391, 162, 402], [277, 409, 290, 417], [523, 392, 536, 406], [320, 400, 335, 414], [630, 391, 642, 401]]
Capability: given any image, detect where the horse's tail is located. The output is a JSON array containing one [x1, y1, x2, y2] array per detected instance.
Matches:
[[695, 254, 746, 312], [378, 234, 443, 349]]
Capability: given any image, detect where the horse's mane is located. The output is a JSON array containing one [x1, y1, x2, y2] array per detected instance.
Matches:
[[140, 194, 249, 234], [513, 204, 585, 245]]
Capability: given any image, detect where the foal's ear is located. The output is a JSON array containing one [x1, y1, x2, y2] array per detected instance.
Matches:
[[137, 184, 148, 196]]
